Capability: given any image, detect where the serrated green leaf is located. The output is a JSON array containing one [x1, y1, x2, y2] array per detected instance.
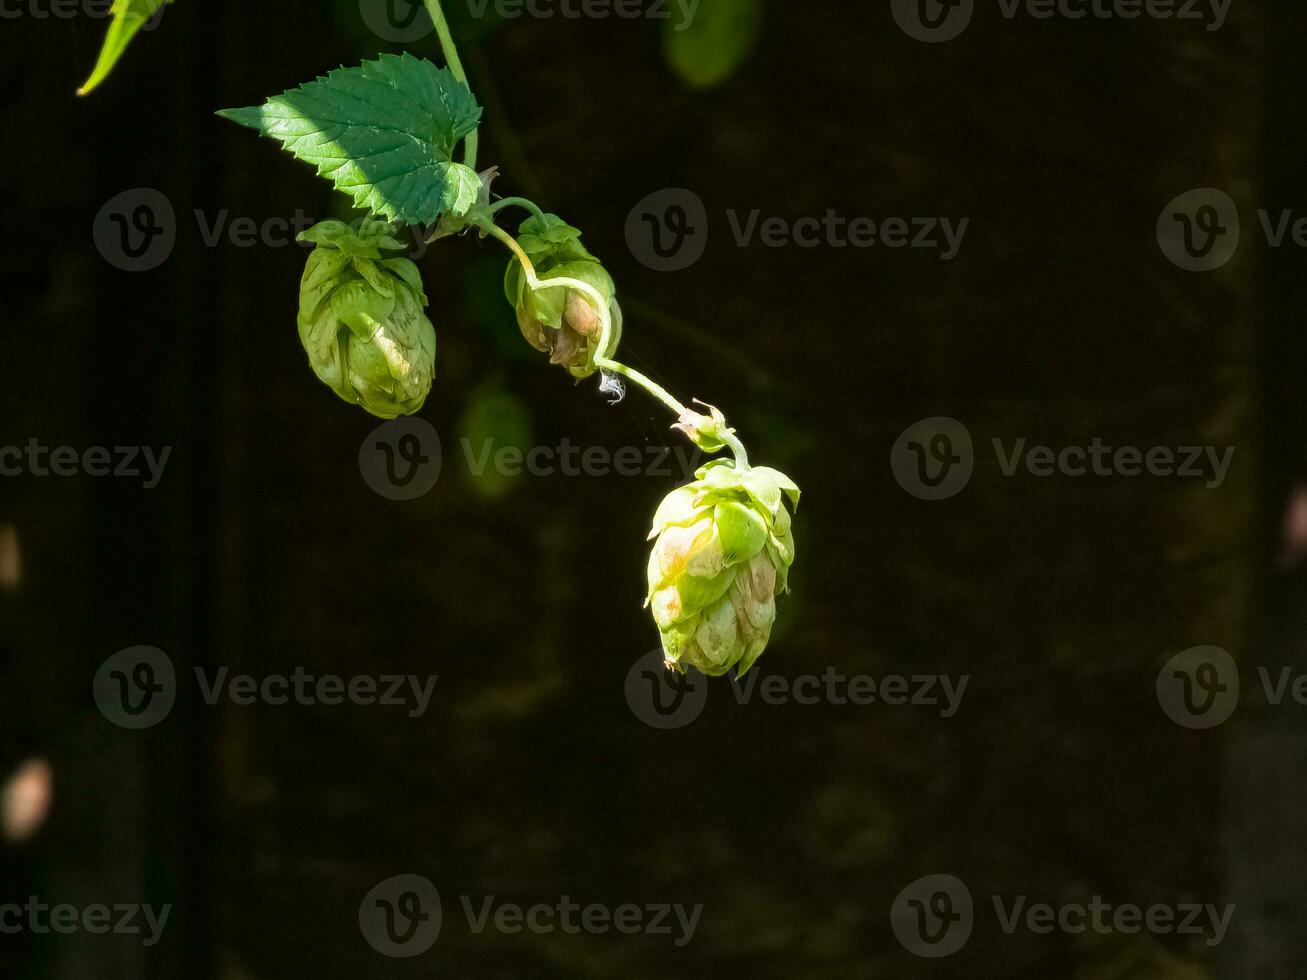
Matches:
[[664, 0, 764, 90], [217, 53, 483, 227], [441, 163, 482, 219], [78, 0, 173, 95]]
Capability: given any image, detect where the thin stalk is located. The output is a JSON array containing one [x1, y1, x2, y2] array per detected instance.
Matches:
[[478, 218, 752, 470], [423, 0, 478, 168], [477, 220, 689, 419], [720, 431, 750, 471], [491, 197, 550, 225]]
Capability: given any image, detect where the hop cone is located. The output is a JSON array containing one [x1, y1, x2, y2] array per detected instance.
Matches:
[[504, 213, 622, 379], [297, 219, 436, 419], [646, 460, 799, 677]]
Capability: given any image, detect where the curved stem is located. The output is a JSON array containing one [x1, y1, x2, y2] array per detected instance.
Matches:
[[592, 358, 688, 418], [423, 0, 478, 169], [491, 197, 549, 225], [720, 431, 750, 470], [478, 220, 688, 418], [480, 218, 752, 470]]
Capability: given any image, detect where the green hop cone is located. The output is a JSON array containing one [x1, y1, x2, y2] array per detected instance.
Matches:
[[296, 219, 437, 419], [646, 460, 799, 677], [503, 213, 623, 379]]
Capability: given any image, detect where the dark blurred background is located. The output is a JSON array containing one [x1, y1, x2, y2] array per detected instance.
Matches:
[[3, 0, 1307, 976]]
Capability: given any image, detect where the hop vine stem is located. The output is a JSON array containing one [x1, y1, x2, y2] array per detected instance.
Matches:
[[425, 4, 751, 472], [477, 219, 752, 471], [423, 0, 478, 169], [490, 197, 550, 224], [476, 221, 684, 410]]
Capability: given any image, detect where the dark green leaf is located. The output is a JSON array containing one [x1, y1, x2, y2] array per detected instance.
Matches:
[[217, 53, 483, 226]]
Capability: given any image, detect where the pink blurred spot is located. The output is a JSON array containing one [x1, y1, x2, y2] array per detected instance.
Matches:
[[0, 525, 20, 590], [3, 758, 53, 842]]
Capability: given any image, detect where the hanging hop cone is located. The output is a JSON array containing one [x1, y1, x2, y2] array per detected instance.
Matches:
[[503, 213, 623, 379], [296, 219, 436, 419], [646, 460, 799, 677]]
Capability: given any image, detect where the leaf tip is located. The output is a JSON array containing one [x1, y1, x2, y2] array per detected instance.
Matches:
[[216, 105, 267, 128]]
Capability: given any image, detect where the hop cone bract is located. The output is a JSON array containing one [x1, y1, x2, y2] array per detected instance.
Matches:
[[297, 219, 436, 419], [646, 460, 799, 676], [504, 213, 622, 379]]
